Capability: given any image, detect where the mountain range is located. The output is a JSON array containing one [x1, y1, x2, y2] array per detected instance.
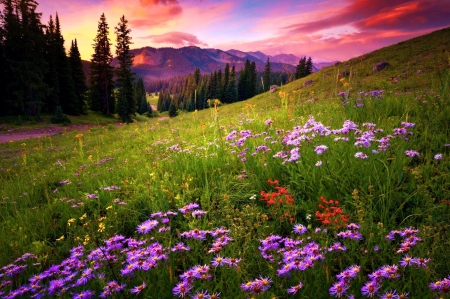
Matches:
[[105, 46, 336, 83]]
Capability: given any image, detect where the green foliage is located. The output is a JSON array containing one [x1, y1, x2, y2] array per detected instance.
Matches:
[[50, 105, 70, 124], [88, 13, 115, 116], [263, 57, 271, 92], [115, 15, 135, 123], [69, 39, 88, 114], [168, 101, 178, 117]]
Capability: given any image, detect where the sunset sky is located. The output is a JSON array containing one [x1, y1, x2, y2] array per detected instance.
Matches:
[[38, 0, 450, 62]]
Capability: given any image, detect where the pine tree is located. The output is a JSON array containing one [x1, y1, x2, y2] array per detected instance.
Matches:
[[53, 13, 78, 115], [249, 61, 257, 97], [135, 78, 147, 114], [115, 15, 135, 123], [1, 0, 48, 116], [238, 60, 250, 101], [296, 56, 307, 79], [69, 39, 87, 114], [222, 63, 230, 102], [43, 15, 59, 113], [168, 101, 178, 117], [89, 13, 114, 115], [306, 56, 313, 76], [263, 57, 271, 92], [225, 64, 238, 103]]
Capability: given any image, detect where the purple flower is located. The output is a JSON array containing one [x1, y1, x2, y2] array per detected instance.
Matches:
[[315, 160, 322, 166], [314, 145, 329, 155], [73, 290, 95, 299], [329, 280, 349, 297], [361, 280, 380, 297], [172, 280, 192, 297], [131, 282, 146, 295], [434, 153, 443, 160], [265, 119, 273, 126], [287, 282, 303, 294], [354, 152, 368, 159], [136, 219, 159, 234], [293, 224, 307, 234], [379, 289, 399, 299], [405, 149, 420, 157]]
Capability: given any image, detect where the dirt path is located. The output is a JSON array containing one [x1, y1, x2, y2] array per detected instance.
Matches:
[[0, 124, 100, 144]]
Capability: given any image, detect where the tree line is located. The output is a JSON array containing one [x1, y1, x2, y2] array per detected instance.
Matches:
[[155, 57, 303, 115], [0, 0, 150, 123]]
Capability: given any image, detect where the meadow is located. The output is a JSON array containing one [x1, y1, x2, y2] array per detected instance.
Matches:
[[1, 28, 450, 299]]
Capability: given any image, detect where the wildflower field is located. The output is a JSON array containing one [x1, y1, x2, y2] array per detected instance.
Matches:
[[1, 29, 450, 299]]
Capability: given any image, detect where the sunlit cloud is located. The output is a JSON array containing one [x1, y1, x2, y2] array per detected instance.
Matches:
[[37, 0, 450, 62], [142, 32, 208, 47]]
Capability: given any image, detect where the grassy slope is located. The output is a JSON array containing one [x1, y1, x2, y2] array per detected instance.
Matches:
[[0, 27, 449, 298]]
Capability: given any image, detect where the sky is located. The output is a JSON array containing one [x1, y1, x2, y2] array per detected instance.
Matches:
[[37, 0, 450, 62]]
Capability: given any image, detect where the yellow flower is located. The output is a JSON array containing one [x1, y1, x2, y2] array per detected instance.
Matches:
[[67, 218, 76, 226], [106, 205, 113, 210], [75, 134, 83, 138], [80, 213, 87, 220], [56, 235, 65, 242], [98, 223, 105, 233]]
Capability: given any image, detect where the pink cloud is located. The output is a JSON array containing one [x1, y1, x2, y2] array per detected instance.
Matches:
[[283, 0, 450, 35], [129, 5, 183, 28], [139, 0, 179, 5], [143, 31, 208, 47]]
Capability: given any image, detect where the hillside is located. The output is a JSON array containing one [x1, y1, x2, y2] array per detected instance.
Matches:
[[282, 26, 450, 99]]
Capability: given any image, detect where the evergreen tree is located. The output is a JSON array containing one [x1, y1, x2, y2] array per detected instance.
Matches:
[[263, 57, 271, 92], [168, 101, 178, 117], [42, 15, 59, 113], [296, 56, 307, 79], [0, 16, 6, 114], [88, 13, 114, 115], [225, 64, 238, 103], [222, 63, 230, 102], [135, 78, 147, 114], [1, 0, 48, 116], [69, 39, 87, 114], [115, 15, 135, 123], [238, 60, 250, 101], [53, 13, 78, 115], [249, 61, 257, 97], [306, 56, 313, 75]]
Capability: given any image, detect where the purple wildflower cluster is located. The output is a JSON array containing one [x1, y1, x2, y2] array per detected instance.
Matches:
[[225, 115, 419, 165], [1, 203, 226, 299], [338, 89, 384, 107], [241, 276, 272, 295]]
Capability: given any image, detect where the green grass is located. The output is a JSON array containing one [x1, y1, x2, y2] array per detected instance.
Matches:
[[0, 27, 450, 299]]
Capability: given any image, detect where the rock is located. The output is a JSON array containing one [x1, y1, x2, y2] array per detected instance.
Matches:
[[303, 80, 313, 86], [372, 61, 389, 72], [338, 71, 350, 78], [270, 85, 279, 93]]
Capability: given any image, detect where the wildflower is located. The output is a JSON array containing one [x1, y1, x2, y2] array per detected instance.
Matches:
[[264, 119, 273, 126], [136, 219, 158, 234], [405, 150, 420, 157], [172, 280, 192, 297], [211, 255, 225, 267], [130, 282, 146, 295], [412, 257, 430, 268], [434, 153, 443, 160], [315, 160, 322, 166], [224, 257, 242, 268], [361, 280, 380, 297], [72, 290, 95, 299], [379, 289, 399, 299], [314, 145, 329, 155], [354, 152, 368, 159], [293, 224, 307, 234], [191, 290, 210, 299], [287, 282, 303, 294], [329, 280, 349, 297]]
